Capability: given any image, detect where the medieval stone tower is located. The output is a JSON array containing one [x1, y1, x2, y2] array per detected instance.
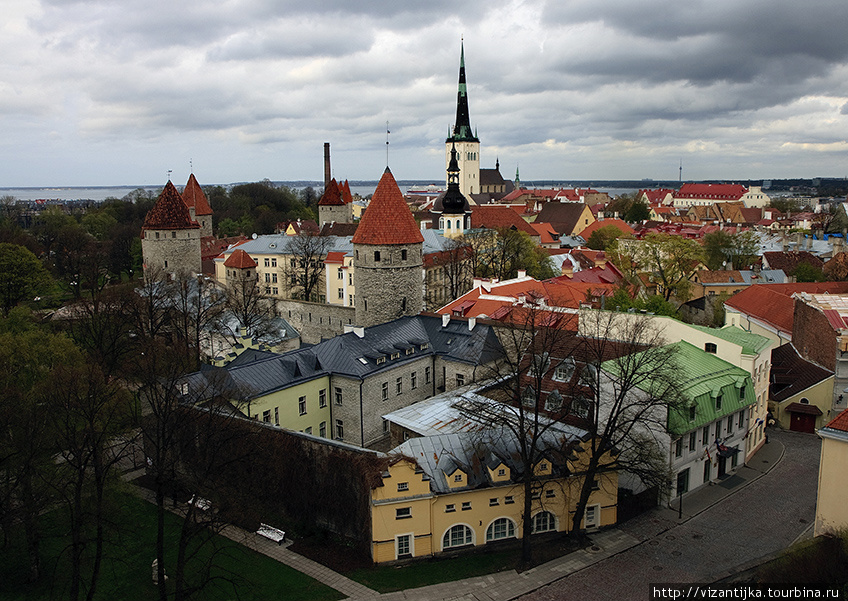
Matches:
[[352, 168, 424, 328], [318, 178, 353, 225], [141, 180, 201, 279], [181, 173, 214, 237]]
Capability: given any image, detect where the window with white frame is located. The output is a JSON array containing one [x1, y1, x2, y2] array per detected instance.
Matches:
[[334, 387, 343, 405], [411, 371, 417, 389], [381, 382, 389, 400], [532, 511, 556, 534], [396, 377, 402, 395], [395, 507, 411, 519], [442, 524, 472, 549], [319, 389, 327, 408], [397, 482, 408, 492], [298, 396, 306, 415], [335, 419, 344, 440], [485, 518, 516, 542], [396, 534, 412, 558]]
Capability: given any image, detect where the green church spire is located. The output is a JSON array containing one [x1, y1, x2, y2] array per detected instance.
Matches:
[[447, 41, 479, 143]]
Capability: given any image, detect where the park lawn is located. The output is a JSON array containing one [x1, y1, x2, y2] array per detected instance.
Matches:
[[0, 491, 342, 601]]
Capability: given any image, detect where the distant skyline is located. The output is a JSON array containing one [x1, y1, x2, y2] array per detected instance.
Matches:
[[2, 0, 848, 187]]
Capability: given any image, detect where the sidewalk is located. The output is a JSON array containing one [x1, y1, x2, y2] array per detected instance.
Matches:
[[123, 436, 785, 601]]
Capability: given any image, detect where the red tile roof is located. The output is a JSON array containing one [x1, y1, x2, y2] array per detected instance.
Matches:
[[352, 168, 423, 246], [318, 179, 345, 206], [142, 181, 200, 231], [530, 222, 559, 244], [224, 248, 256, 269], [471, 205, 538, 236], [726, 283, 848, 334], [341, 180, 354, 204], [579, 218, 634, 238], [823, 409, 848, 433], [675, 183, 748, 201], [182, 173, 213, 216]]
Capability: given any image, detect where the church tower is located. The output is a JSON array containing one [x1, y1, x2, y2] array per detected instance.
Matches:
[[352, 168, 424, 328], [141, 180, 201, 279], [446, 41, 480, 199], [431, 143, 471, 238]]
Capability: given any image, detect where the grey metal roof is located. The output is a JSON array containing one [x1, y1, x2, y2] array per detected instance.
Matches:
[[215, 234, 354, 258]]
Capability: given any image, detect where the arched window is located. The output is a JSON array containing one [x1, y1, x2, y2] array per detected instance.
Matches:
[[443, 524, 473, 549], [532, 511, 556, 534], [485, 518, 516, 542]]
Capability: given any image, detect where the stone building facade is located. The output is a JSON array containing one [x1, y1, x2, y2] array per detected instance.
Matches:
[[141, 180, 202, 278]]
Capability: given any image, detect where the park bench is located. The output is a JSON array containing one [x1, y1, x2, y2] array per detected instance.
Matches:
[[257, 523, 286, 545], [188, 495, 211, 511]]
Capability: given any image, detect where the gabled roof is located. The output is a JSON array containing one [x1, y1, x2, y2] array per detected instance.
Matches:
[[223, 248, 256, 269], [822, 409, 848, 434], [182, 173, 213, 216], [762, 251, 824, 273], [318, 179, 345, 206], [770, 343, 833, 403], [725, 283, 848, 334], [529, 222, 559, 244], [688, 325, 772, 356], [341, 180, 354, 204], [471, 205, 537, 236], [352, 168, 424, 246], [320, 222, 358, 237], [142, 181, 200, 231], [535, 202, 591, 235], [675, 183, 747, 201]]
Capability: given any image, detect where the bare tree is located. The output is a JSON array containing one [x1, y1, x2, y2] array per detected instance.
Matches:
[[284, 230, 331, 301], [167, 271, 226, 368], [427, 238, 473, 308], [220, 265, 277, 345]]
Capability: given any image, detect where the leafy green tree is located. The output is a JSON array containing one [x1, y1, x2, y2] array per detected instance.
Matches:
[[794, 262, 825, 282], [630, 233, 705, 302], [0, 243, 51, 315], [474, 228, 556, 280], [702, 230, 759, 270], [623, 199, 651, 223], [586, 225, 625, 251]]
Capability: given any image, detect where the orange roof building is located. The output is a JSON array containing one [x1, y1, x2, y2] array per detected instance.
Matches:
[[141, 180, 202, 277], [318, 178, 353, 225], [182, 173, 213, 237]]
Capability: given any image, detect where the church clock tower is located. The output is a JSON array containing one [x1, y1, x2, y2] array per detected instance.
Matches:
[[446, 41, 480, 199]]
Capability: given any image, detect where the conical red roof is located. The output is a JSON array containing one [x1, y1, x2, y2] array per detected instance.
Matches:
[[182, 173, 212, 216], [318, 179, 345, 206], [342, 180, 353, 204], [142, 181, 199, 230], [352, 168, 423, 246], [224, 248, 256, 268]]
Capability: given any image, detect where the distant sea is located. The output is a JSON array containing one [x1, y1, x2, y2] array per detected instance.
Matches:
[[0, 182, 640, 203]]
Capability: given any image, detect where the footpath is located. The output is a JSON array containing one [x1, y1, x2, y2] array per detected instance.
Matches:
[[124, 437, 785, 601]]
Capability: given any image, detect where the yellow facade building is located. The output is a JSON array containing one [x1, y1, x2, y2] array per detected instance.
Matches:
[[815, 410, 848, 536], [370, 432, 617, 563]]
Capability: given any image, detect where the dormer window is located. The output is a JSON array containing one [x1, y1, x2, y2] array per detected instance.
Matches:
[[391, 352, 400, 360], [705, 342, 717, 354], [376, 357, 386, 365], [689, 405, 696, 421]]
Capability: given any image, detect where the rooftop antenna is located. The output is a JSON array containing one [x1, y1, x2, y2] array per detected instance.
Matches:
[[167, 169, 172, 181], [386, 121, 390, 167], [679, 159, 682, 183]]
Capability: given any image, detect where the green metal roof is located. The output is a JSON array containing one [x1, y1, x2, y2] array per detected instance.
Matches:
[[688, 324, 772, 356], [602, 340, 756, 437]]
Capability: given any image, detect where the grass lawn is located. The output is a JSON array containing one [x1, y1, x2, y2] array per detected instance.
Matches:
[[0, 490, 343, 601]]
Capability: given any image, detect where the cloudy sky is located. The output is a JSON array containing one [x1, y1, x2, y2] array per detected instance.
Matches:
[[3, 0, 848, 187]]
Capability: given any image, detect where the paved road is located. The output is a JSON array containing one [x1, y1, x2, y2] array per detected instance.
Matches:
[[517, 429, 821, 601]]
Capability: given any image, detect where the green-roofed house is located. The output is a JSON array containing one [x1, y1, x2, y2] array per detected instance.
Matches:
[[602, 340, 756, 502]]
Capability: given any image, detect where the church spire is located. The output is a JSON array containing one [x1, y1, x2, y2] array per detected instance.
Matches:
[[447, 41, 479, 143]]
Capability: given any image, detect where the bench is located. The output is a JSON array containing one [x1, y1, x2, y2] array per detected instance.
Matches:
[[188, 495, 211, 511], [257, 523, 286, 545]]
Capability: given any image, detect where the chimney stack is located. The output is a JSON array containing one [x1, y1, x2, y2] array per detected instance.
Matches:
[[323, 142, 331, 189]]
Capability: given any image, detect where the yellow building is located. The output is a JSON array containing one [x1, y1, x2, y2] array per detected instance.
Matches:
[[324, 251, 355, 307], [815, 409, 848, 536], [370, 431, 617, 563]]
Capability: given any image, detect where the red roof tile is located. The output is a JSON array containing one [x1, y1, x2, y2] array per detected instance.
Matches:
[[471, 205, 537, 236], [224, 248, 256, 269], [341, 180, 354, 204], [182, 173, 212, 216], [579, 218, 634, 238], [352, 168, 424, 246], [318, 179, 345, 206], [726, 282, 848, 334], [142, 181, 199, 231], [824, 409, 848, 433], [675, 183, 747, 200]]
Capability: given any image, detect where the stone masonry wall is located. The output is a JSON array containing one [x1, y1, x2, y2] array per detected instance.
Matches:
[[276, 299, 355, 345], [141, 229, 201, 276], [354, 242, 423, 328]]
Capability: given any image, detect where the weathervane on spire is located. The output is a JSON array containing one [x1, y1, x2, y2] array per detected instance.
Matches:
[[386, 121, 390, 167], [167, 169, 172, 181], [190, 158, 193, 174]]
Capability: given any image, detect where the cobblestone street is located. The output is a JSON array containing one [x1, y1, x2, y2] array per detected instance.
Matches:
[[517, 429, 821, 601]]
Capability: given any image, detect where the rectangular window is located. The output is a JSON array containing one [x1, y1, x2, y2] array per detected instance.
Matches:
[[738, 411, 744, 429], [264, 258, 270, 267], [703, 458, 711, 483], [689, 405, 696, 421], [454, 474, 462, 483], [498, 468, 506, 476], [262, 410, 271, 423], [381, 382, 389, 401], [337, 268, 343, 279], [456, 374, 465, 387], [374, 251, 381, 262], [304, 427, 312, 435], [397, 482, 409, 492], [272, 273, 277, 283], [396, 507, 411, 519], [715, 394, 722, 411], [676, 468, 690, 496], [272, 287, 278, 295], [335, 419, 344, 440], [689, 432, 696, 452], [401, 249, 407, 261], [489, 498, 499, 506], [298, 396, 306, 415], [461, 502, 471, 511], [727, 417, 733, 435], [445, 504, 455, 513], [274, 407, 279, 426], [383, 419, 389, 433], [396, 534, 411, 558], [411, 371, 417, 389], [396, 377, 402, 395], [319, 421, 326, 438], [335, 387, 342, 405], [425, 366, 431, 384], [675, 438, 683, 458], [338, 288, 344, 299], [265, 273, 270, 283], [319, 389, 327, 408], [271, 258, 276, 267]]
